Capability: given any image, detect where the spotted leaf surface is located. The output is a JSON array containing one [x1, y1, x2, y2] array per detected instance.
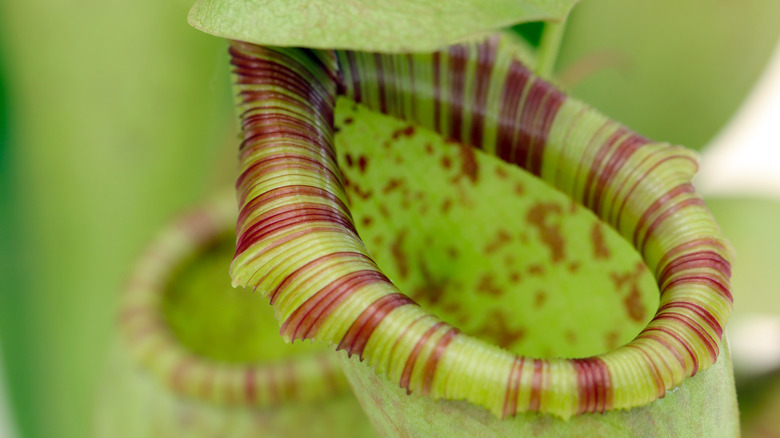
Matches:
[[335, 100, 657, 360], [227, 33, 734, 424]]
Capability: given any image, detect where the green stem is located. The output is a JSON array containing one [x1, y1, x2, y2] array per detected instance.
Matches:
[[536, 20, 567, 78]]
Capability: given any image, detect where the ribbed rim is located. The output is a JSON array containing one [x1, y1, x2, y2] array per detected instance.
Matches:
[[117, 194, 348, 406], [228, 35, 733, 419]]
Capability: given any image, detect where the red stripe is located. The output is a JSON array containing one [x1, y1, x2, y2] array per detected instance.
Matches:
[[642, 326, 699, 375], [661, 274, 732, 302], [272, 251, 370, 306], [613, 153, 696, 228], [527, 82, 566, 176], [237, 185, 348, 225], [420, 328, 459, 395], [495, 60, 531, 162], [373, 53, 388, 114], [447, 44, 468, 142], [502, 356, 524, 418], [632, 183, 695, 248], [655, 313, 718, 362], [237, 205, 354, 256], [469, 36, 498, 149], [658, 251, 731, 286], [286, 270, 391, 341], [337, 293, 417, 359], [658, 301, 723, 338], [432, 52, 442, 133], [582, 127, 628, 208], [245, 368, 256, 403], [528, 359, 544, 412], [400, 322, 446, 394], [407, 54, 417, 121], [656, 238, 730, 276], [626, 345, 666, 398], [345, 51, 362, 103]]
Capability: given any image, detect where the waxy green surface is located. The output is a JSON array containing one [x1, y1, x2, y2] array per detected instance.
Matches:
[[335, 99, 658, 359], [189, 0, 578, 52]]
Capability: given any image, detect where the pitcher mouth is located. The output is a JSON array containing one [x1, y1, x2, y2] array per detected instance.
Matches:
[[227, 33, 733, 420], [117, 194, 349, 406]]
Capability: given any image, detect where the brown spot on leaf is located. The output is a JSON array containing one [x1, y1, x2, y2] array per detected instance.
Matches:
[[382, 178, 404, 194], [352, 185, 373, 200], [610, 262, 648, 323], [533, 290, 547, 308], [345, 153, 354, 167], [446, 247, 458, 259], [390, 230, 409, 279], [565, 329, 577, 345], [567, 261, 580, 273], [358, 155, 368, 173], [458, 143, 478, 183], [509, 272, 522, 284], [475, 311, 526, 349], [344, 117, 354, 125], [484, 229, 512, 254], [503, 254, 515, 268], [591, 223, 611, 260], [425, 143, 435, 155], [528, 264, 545, 276], [361, 216, 373, 228], [495, 166, 509, 179], [623, 289, 645, 323], [378, 204, 391, 218], [476, 274, 503, 297], [605, 331, 620, 350], [441, 155, 452, 169], [526, 202, 566, 263], [391, 125, 415, 139], [411, 259, 448, 304], [441, 198, 452, 214], [513, 182, 525, 196]]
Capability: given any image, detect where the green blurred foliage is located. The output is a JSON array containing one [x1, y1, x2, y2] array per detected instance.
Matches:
[[558, 0, 780, 149], [0, 0, 235, 437]]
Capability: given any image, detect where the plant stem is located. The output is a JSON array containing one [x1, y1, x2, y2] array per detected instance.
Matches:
[[536, 20, 568, 78]]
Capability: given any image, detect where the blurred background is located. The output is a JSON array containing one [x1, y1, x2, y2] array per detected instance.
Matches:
[[0, 0, 779, 437]]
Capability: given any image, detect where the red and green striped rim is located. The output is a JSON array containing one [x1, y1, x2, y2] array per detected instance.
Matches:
[[228, 34, 732, 419], [118, 194, 349, 406]]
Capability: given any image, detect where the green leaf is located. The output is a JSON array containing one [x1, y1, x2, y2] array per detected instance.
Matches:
[[188, 0, 578, 53]]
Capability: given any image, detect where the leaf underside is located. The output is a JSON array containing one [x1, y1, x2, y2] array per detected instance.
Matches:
[[227, 34, 733, 421], [188, 0, 577, 53]]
